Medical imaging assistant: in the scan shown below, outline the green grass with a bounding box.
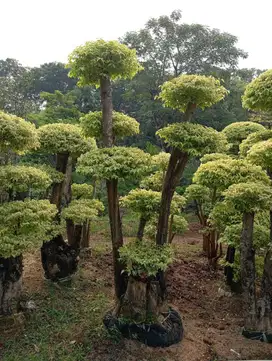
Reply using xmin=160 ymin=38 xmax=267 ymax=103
xmin=1 ymin=277 xmax=111 ymax=361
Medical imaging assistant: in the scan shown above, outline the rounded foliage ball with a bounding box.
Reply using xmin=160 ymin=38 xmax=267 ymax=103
xmin=37 ymin=123 xmax=96 ymax=157
xmin=157 ymin=123 xmax=228 ymax=156
xmin=239 ymin=130 xmax=272 ymax=157
xmin=72 ymin=183 xmax=94 ymax=200
xmin=242 ymin=69 xmax=272 ymax=111
xmin=0 ymin=111 xmax=39 ymax=153
xmin=247 ymin=139 xmax=272 ymax=170
xmin=77 ymin=146 xmax=151 ymax=180
xmin=67 ymin=40 xmax=143 ymax=86
xmin=158 ymin=74 xmax=227 ymax=112
xmin=80 ymin=111 xmax=139 ymax=140
xmin=62 ymin=199 xmax=103 ymax=224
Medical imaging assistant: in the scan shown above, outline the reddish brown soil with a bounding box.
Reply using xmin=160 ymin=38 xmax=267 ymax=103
xmin=23 ymin=225 xmax=272 ymax=361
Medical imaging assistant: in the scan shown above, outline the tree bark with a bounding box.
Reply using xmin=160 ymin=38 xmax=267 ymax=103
xmin=168 ymin=215 xmax=174 ymax=244
xmin=66 ymin=218 xmax=74 ymax=245
xmin=240 ymin=212 xmax=257 ymax=330
xmin=51 ymin=152 xmax=69 ymax=212
xmin=156 ymin=148 xmax=189 ymax=246
xmin=155 ymin=103 xmax=195 ymax=247
xmin=137 ymin=216 xmax=147 ymax=241
xmin=100 ymin=77 xmax=113 ymax=147
xmin=81 ymin=221 xmax=91 ymax=249
xmin=63 ymin=156 xmax=73 ymax=208
xmin=107 ymin=179 xmax=126 ymax=299
xmin=0 ymin=255 xmax=23 ymax=315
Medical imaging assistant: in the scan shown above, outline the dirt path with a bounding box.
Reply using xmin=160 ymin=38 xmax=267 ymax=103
xmin=21 ymin=226 xmax=272 ymax=361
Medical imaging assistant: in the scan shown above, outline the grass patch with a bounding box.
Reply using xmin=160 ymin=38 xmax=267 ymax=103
xmin=0 ymin=276 xmax=111 ymax=361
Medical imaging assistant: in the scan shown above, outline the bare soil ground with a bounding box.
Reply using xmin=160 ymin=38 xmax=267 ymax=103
xmin=2 ymin=224 xmax=272 ymax=361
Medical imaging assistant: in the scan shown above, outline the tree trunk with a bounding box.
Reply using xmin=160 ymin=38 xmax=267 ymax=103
xmin=240 ymin=212 xmax=257 ymax=330
xmin=107 ymin=179 xmax=126 ymax=299
xmin=66 ymin=218 xmax=75 ymax=245
xmin=100 ymin=77 xmax=113 ymax=148
xmin=256 ymin=209 xmax=272 ymax=333
xmin=0 ymin=255 xmax=23 ymax=315
xmin=168 ymin=215 xmax=174 ymax=244
xmin=156 ymin=103 xmax=195 ymax=247
xmin=137 ymin=216 xmax=147 ymax=241
xmin=225 ymin=246 xmax=236 ymax=285
xmin=63 ymin=156 xmax=73 ymax=208
xmin=51 ymin=152 xmax=69 ymax=212
xmin=202 ymin=234 xmax=209 ymax=254
xmin=81 ymin=221 xmax=91 ymax=249
xmin=156 ymin=148 xmax=189 ymax=246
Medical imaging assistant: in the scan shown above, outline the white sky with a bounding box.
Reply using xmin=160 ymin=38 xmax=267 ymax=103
xmin=1 ymin=0 xmax=271 ymax=69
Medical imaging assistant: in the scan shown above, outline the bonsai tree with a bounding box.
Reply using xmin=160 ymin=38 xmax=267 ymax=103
xmin=222 ymin=121 xmax=265 ymax=155
xmin=155 ymin=75 xmax=227 ymax=247
xmin=222 ymin=182 xmax=272 ymax=333
xmin=37 ymin=123 xmax=96 ymax=280
xmin=68 ymin=39 xmax=142 ymax=301
xmin=188 ymin=158 xmax=270 ymax=268
xmin=0 ymin=111 xmax=57 ymax=314
xmin=77 ymin=146 xmax=151 ymax=298
xmin=62 ymin=198 xmax=104 ymax=251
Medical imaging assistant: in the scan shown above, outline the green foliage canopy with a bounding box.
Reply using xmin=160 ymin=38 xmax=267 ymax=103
xmin=151 ymin=152 xmax=170 ymax=172
xmin=157 ymin=123 xmax=228 ymax=156
xmin=0 ymin=199 xmax=57 ymax=257
xmin=223 ymin=182 xmax=272 ymax=213
xmin=0 ymin=110 xmax=39 ymax=153
xmin=158 ymin=75 xmax=228 ymax=112
xmin=0 ymin=165 xmax=51 ymax=193
xmin=140 ymin=171 xmax=164 ymax=192
xmin=200 ymin=153 xmax=232 ymax=164
xmin=239 ymin=130 xmax=272 ymax=157
xmin=242 ymin=70 xmax=272 ymax=111
xmin=222 ymin=121 xmax=265 ymax=154
xmin=62 ymin=199 xmax=104 ymax=224
xmin=193 ymin=159 xmax=270 ymax=192
xmin=77 ymin=147 xmax=151 ymax=181
xmin=247 ymin=139 xmax=272 ymax=170
xmin=80 ymin=111 xmax=139 ymax=140
xmin=67 ymin=40 xmax=143 ymax=86
xmin=119 ymin=240 xmax=173 ymax=277
xmin=71 ymin=183 xmax=94 ymax=200
xmin=37 ymin=123 xmax=96 ymax=157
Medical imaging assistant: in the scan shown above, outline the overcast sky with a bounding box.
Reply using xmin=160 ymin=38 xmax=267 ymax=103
xmin=1 ymin=0 xmax=271 ymax=69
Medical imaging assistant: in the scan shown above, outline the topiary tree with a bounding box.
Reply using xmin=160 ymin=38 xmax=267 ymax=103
xmin=37 ymin=123 xmax=96 ymax=280
xmin=68 ymin=40 xmax=143 ymax=305
xmin=189 ymin=158 xmax=270 ymax=268
xmin=156 ymin=118 xmax=228 ymax=247
xmin=222 ymin=121 xmax=265 ymax=155
xmin=0 ymin=110 xmax=58 ymax=315
xmin=62 ymin=198 xmax=104 ymax=251
xmin=77 ymin=146 xmax=151 ymax=297
xmin=222 ymin=182 xmax=272 ymax=333
xmin=239 ymin=130 xmax=272 ymax=157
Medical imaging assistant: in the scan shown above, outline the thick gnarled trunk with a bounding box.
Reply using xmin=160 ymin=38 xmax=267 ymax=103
xmin=0 ymin=255 xmax=23 ymax=315
xmin=240 ymin=212 xmax=257 ymax=330
xmin=51 ymin=153 xmax=69 ymax=212
xmin=81 ymin=221 xmax=91 ymax=249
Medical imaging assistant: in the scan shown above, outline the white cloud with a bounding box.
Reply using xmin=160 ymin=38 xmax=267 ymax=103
xmin=1 ymin=0 xmax=271 ymax=69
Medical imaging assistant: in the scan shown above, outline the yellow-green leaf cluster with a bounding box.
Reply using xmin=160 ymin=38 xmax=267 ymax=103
xmin=0 ymin=165 xmax=51 ymax=193
xmin=222 ymin=121 xmax=265 ymax=155
xmin=158 ymin=74 xmax=227 ymax=112
xmin=119 ymin=240 xmax=173 ymax=277
xmin=151 ymin=152 xmax=170 ymax=172
xmin=247 ymin=139 xmax=272 ymax=170
xmin=242 ymin=70 xmax=272 ymax=111
xmin=80 ymin=111 xmax=139 ymax=140
xmin=157 ymin=123 xmax=228 ymax=156
xmin=0 ymin=199 xmax=57 ymax=257
xmin=200 ymin=153 xmax=232 ymax=164
xmin=62 ymin=199 xmax=104 ymax=224
xmin=67 ymin=40 xmax=143 ymax=86
xmin=72 ymin=183 xmax=94 ymax=200
xmin=140 ymin=171 xmax=164 ymax=192
xmin=38 ymin=123 xmax=96 ymax=157
xmin=0 ymin=111 xmax=39 ymax=154
xmin=77 ymin=147 xmax=151 ymax=180
xmin=223 ymin=182 xmax=272 ymax=213
xmin=240 ymin=130 xmax=272 ymax=157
